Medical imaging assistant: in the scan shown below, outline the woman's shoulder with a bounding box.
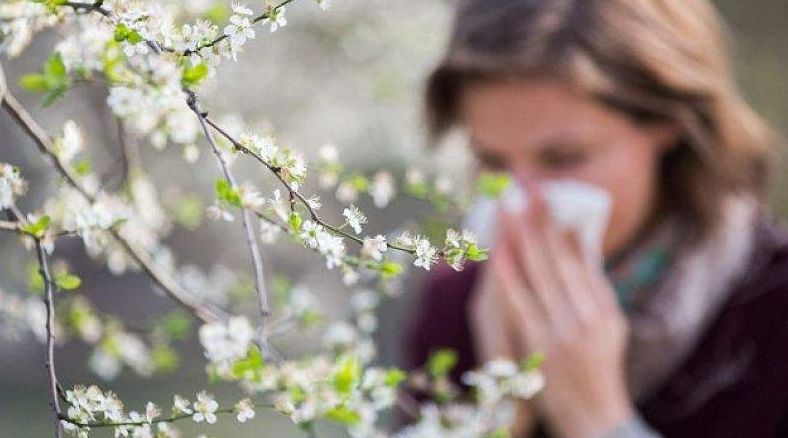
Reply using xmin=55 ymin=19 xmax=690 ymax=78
xmin=642 ymin=215 xmax=788 ymax=437
xmin=728 ymin=214 xmax=788 ymax=306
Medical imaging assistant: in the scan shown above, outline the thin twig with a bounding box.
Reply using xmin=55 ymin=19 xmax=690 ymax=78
xmin=0 ymin=86 xmax=224 ymax=324
xmin=186 ymin=90 xmax=270 ymax=334
xmin=35 ymin=238 xmax=64 ymax=438
xmin=202 ymin=116 xmax=424 ymax=256
xmin=183 ymin=0 xmax=299 ymax=56
xmin=60 ymin=404 xmax=272 ymax=429
xmin=0 ymin=219 xmax=19 ymax=232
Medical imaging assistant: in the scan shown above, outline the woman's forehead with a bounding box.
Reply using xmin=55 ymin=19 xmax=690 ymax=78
xmin=459 ymin=79 xmax=628 ymax=150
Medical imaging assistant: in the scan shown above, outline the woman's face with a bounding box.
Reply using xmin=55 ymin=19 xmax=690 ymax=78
xmin=459 ymin=78 xmax=675 ymax=259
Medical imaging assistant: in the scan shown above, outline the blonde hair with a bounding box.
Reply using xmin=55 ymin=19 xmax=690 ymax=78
xmin=427 ymin=0 xmax=776 ymax=237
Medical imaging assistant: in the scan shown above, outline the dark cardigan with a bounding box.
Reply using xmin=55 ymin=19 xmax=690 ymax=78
xmin=406 ymin=217 xmax=788 ymax=437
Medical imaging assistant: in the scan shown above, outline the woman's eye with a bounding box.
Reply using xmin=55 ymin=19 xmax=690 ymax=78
xmin=475 ymin=152 xmax=508 ymax=171
xmin=539 ymin=149 xmax=589 ymax=170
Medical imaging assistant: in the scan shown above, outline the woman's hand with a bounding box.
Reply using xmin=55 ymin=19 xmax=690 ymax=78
xmin=475 ymin=180 xmax=634 ymax=438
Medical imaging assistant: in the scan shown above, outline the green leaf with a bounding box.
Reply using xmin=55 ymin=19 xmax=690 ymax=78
xmin=27 ymin=262 xmax=44 ymax=295
xmin=325 ymin=405 xmax=361 ymax=425
xmin=384 ymin=368 xmax=407 ymax=387
xmin=113 ymin=23 xmax=144 ymax=44
xmin=102 ymin=40 xmax=127 ymax=83
xmin=428 ymin=348 xmax=457 ymax=378
xmin=272 ymin=274 xmax=293 ymax=303
xmin=113 ymin=23 xmax=130 ymax=42
xmin=288 ymin=212 xmax=303 ymax=233
xmin=19 ymin=53 xmax=70 ymax=105
xmin=521 ymin=352 xmax=545 ymax=373
xmin=476 ymin=171 xmax=511 ymax=198
xmin=159 ymin=312 xmax=192 ymax=340
xmin=20 ymin=215 xmax=51 ymax=238
xmin=19 ymin=74 xmax=49 ymax=93
xmin=151 ymin=344 xmax=179 ymax=373
xmin=43 ymin=53 xmax=66 ymax=87
xmin=346 ymin=174 xmax=369 ymax=192
xmin=465 ymin=244 xmax=489 ymax=262
xmin=332 ymin=356 xmax=361 ymax=395
xmin=215 ymin=179 xmax=242 ymax=208
xmin=174 ymin=195 xmax=203 ymax=230
xmin=55 ymin=273 xmax=82 ymax=291
xmin=73 ymin=159 xmax=92 ymax=176
xmin=486 ymin=427 xmax=512 ymax=438
xmin=232 ymin=345 xmax=265 ymax=381
xmin=379 ymin=261 xmax=403 ymax=279
xmin=181 ymin=63 xmax=209 ymax=87
xmin=203 ymin=3 xmax=231 ymax=23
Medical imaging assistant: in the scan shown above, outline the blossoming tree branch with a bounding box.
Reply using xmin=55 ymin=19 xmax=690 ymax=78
xmin=0 ymin=0 xmax=544 ymax=437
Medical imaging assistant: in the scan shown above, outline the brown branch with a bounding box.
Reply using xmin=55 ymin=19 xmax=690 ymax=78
xmin=186 ymin=90 xmax=269 ymax=333
xmin=0 ymin=219 xmax=19 ymax=232
xmin=0 ymin=86 xmax=224 ymax=324
xmin=201 ymin=115 xmax=424 ymax=256
xmin=183 ymin=0 xmax=299 ymax=56
xmin=35 ymin=238 xmax=64 ymax=438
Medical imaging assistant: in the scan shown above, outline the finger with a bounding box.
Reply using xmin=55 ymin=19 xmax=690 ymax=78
xmin=471 ymin=264 xmax=519 ymax=361
xmin=542 ymin=225 xmax=599 ymax=323
xmin=583 ymin=255 xmax=620 ymax=315
xmin=507 ymin=182 xmax=565 ymax=327
xmin=491 ymin=235 xmax=546 ymax=348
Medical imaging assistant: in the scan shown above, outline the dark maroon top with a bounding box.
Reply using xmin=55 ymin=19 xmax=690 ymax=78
xmin=406 ymin=217 xmax=788 ymax=437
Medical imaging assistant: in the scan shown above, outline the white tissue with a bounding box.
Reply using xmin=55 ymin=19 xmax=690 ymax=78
xmin=463 ymin=179 xmax=612 ymax=264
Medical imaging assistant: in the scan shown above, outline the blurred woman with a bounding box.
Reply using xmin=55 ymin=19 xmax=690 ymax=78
xmin=407 ymin=0 xmax=788 ymax=436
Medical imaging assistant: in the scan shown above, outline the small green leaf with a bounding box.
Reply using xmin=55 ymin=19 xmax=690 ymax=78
xmin=332 ymin=356 xmax=361 ymax=395
xmin=159 ymin=312 xmax=192 ymax=340
xmin=203 ymin=3 xmax=230 ymax=23
xmin=428 ymin=348 xmax=457 ymax=378
xmin=43 ymin=53 xmax=66 ymax=87
xmin=55 ymin=273 xmax=82 ymax=291
xmin=288 ymin=212 xmax=303 ymax=233
xmin=232 ymin=345 xmax=265 ymax=381
xmin=325 ymin=405 xmax=361 ymax=425
xmin=384 ymin=368 xmax=407 ymax=387
xmin=181 ymin=63 xmax=209 ymax=87
xmin=215 ymin=179 xmax=242 ymax=208
xmin=174 ymin=195 xmax=203 ymax=230
xmin=151 ymin=344 xmax=179 ymax=373
xmin=521 ymin=352 xmax=545 ymax=372
xmin=465 ymin=244 xmax=489 ymax=262
xmin=20 ymin=215 xmax=51 ymax=238
xmin=486 ymin=427 xmax=512 ymax=438
xmin=113 ymin=23 xmax=131 ymax=42
xmin=73 ymin=159 xmax=91 ymax=176
xmin=379 ymin=261 xmax=403 ymax=279
xmin=476 ymin=172 xmax=511 ymax=198
xmin=346 ymin=174 xmax=369 ymax=192
xmin=27 ymin=262 xmax=44 ymax=295
xmin=19 ymin=74 xmax=49 ymax=93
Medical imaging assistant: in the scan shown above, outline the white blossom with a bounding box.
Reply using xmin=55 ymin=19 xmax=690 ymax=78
xmin=173 ymin=395 xmax=193 ymax=415
xmin=235 ymin=398 xmax=255 ymax=423
xmin=343 ymin=205 xmax=367 ymax=234
xmin=361 ymin=235 xmax=387 ymax=261
xmin=263 ymin=7 xmax=288 ymax=33
xmin=198 ymin=316 xmax=255 ymax=372
xmin=145 ymin=402 xmax=161 ymax=423
xmin=59 ymin=120 xmax=83 ymax=162
xmin=0 ymin=163 xmax=26 ymax=209
xmin=369 ymin=171 xmax=395 ymax=208
xmin=414 ymin=237 xmax=438 ymax=271
xmin=314 ymin=0 xmax=333 ymax=11
xmin=192 ymin=391 xmax=219 ymax=424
